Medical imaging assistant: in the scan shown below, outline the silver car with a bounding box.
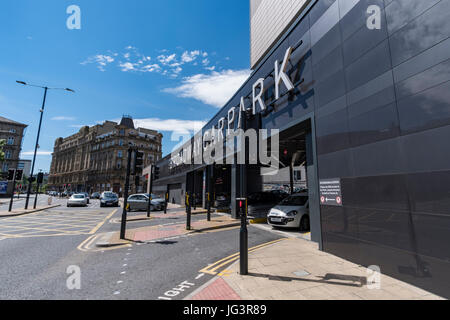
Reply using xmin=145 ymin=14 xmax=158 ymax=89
xmin=127 ymin=194 xmax=161 ymax=212
xmin=267 ymin=193 xmax=309 ymax=231
xmin=67 ymin=194 xmax=88 ymax=207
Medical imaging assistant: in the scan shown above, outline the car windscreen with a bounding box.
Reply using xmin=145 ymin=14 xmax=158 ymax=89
xmin=73 ymin=195 xmax=85 ymax=199
xmin=279 ymin=196 xmax=308 ymax=206
xmin=103 ymin=193 xmax=117 ymax=199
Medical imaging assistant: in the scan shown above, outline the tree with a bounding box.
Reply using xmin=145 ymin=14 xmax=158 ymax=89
xmin=0 ymin=139 xmax=6 ymax=162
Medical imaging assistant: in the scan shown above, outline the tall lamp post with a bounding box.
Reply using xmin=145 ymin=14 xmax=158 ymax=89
xmin=16 ymin=81 xmax=75 ymax=210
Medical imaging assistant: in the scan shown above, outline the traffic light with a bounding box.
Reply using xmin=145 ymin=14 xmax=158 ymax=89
xmin=15 ymin=170 xmax=23 ymax=182
xmin=133 ymin=151 xmax=144 ymax=175
xmin=36 ymin=172 xmax=44 ymax=184
xmin=8 ymin=169 xmax=15 ymax=181
xmin=154 ymin=166 xmax=160 ymax=180
xmin=236 ymin=198 xmax=247 ymax=217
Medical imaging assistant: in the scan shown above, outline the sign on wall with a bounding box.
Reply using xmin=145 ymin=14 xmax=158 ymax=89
xmin=319 ymin=179 xmax=343 ymax=207
xmin=0 ymin=181 xmax=8 ymax=195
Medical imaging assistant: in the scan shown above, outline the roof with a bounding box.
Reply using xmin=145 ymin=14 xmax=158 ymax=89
xmin=0 ymin=116 xmax=27 ymax=127
xmin=119 ymin=116 xmax=135 ymax=129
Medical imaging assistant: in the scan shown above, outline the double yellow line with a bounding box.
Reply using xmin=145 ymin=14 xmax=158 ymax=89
xmin=200 ymin=238 xmax=288 ymax=275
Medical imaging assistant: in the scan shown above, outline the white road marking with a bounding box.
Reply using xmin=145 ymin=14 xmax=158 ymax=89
xmin=121 ymin=271 xmax=126 ymax=275
xmin=123 ymin=264 xmax=128 ymax=267
xmin=117 ymin=281 xmax=123 ymax=284
xmin=114 ymin=291 xmax=120 ymax=295
xmin=195 ymin=273 xmax=205 ymax=280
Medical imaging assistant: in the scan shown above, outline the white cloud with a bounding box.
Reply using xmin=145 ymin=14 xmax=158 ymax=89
xmin=81 ymin=54 xmax=115 ymax=71
xmin=164 ymin=69 xmax=251 ymax=107
xmin=158 ymin=54 xmax=177 ymax=65
xmin=119 ymin=62 xmax=137 ymax=72
xmin=181 ymin=50 xmax=200 ymax=63
xmin=133 ymin=118 xmax=207 ymax=134
xmin=141 ymin=64 xmax=161 ymax=73
xmin=21 ymin=150 xmax=52 ymax=156
xmin=51 ymin=116 xmax=76 ymax=121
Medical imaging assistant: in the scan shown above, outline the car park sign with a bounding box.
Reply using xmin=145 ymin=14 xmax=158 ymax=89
xmin=319 ymin=179 xmax=343 ymax=207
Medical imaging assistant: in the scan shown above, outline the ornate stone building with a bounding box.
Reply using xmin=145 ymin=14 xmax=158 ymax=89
xmin=48 ymin=116 xmax=162 ymax=196
xmin=0 ymin=116 xmax=28 ymax=196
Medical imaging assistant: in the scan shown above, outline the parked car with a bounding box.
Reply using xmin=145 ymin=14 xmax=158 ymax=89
xmin=127 ymin=194 xmax=162 ymax=212
xmin=67 ymin=194 xmax=88 ymax=207
xmin=267 ymin=193 xmax=309 ymax=231
xmin=100 ymin=192 xmax=119 ymax=207
xmin=82 ymin=192 xmax=90 ymax=204
xmin=91 ymin=192 xmax=101 ymax=199
xmin=145 ymin=194 xmax=165 ymax=210
xmin=247 ymin=191 xmax=285 ymax=218
xmin=214 ymin=193 xmax=230 ymax=210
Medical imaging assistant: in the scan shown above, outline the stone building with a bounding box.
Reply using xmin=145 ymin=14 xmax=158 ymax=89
xmin=48 ymin=116 xmax=162 ymax=196
xmin=0 ymin=116 xmax=28 ymax=196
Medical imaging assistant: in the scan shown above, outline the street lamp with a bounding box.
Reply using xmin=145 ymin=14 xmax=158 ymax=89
xmin=16 ymin=80 xmax=75 ymax=210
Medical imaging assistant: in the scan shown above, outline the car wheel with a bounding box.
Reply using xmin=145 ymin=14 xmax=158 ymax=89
xmin=300 ymin=215 xmax=310 ymax=232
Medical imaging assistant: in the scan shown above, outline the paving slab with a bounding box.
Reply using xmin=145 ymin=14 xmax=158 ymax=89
xmin=186 ymin=238 xmax=445 ymax=300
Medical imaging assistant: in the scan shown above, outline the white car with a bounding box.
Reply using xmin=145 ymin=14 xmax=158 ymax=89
xmin=67 ymin=194 xmax=88 ymax=207
xmin=267 ymin=193 xmax=310 ymax=231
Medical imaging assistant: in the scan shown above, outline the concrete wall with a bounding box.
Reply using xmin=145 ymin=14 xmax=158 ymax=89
xmin=250 ymin=0 xmax=310 ymax=68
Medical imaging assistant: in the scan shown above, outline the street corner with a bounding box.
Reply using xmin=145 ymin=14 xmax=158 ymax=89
xmin=186 ymin=277 xmax=242 ymax=301
xmin=78 ymin=232 xmax=132 ymax=252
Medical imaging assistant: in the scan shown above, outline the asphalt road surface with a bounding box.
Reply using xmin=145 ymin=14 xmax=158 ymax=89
xmin=0 ymin=199 xmax=283 ymax=300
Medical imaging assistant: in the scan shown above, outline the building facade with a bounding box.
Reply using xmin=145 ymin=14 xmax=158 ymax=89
xmin=18 ymin=159 xmax=32 ymax=178
xmin=153 ymin=0 xmax=450 ymax=298
xmin=0 ymin=116 xmax=27 ymax=196
xmin=48 ymin=116 xmax=162 ymax=196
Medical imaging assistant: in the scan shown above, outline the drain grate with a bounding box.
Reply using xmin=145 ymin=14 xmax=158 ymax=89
xmin=293 ymin=270 xmax=310 ymax=277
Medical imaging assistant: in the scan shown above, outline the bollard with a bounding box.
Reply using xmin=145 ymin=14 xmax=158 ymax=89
xmin=164 ymin=193 xmax=168 ymax=214
xmin=237 ymin=198 xmax=248 ymax=275
xmin=186 ymin=194 xmax=191 ymax=230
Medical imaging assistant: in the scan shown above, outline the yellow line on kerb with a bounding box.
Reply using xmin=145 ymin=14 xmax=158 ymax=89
xmin=199 ymin=238 xmax=288 ymax=275
xmin=89 ymin=209 xmax=118 ymax=234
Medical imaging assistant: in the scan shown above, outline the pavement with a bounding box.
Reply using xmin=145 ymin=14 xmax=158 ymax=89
xmin=186 ymin=237 xmax=446 ymax=300
xmin=0 ymin=197 xmax=62 ymax=218
xmin=95 ymin=213 xmax=241 ymax=247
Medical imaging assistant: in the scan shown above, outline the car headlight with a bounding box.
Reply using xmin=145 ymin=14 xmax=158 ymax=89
xmin=286 ymin=211 xmax=298 ymax=217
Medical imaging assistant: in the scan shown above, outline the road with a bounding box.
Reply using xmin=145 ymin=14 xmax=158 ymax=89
xmin=0 ymin=199 xmax=283 ymax=300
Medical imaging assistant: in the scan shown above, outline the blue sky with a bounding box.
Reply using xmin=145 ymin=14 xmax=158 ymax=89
xmin=0 ymin=0 xmax=251 ymax=172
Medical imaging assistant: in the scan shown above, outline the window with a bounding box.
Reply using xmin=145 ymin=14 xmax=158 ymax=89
xmin=119 ymin=140 xmax=124 ymax=146
xmin=2 ymin=163 xmax=8 ymax=172
xmin=5 ymin=150 xmax=12 ymax=159
xmin=9 ymin=129 xmax=16 ymax=133
xmin=7 ymin=137 xmax=14 ymax=145
xmin=118 ymin=151 xmax=123 ymax=158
